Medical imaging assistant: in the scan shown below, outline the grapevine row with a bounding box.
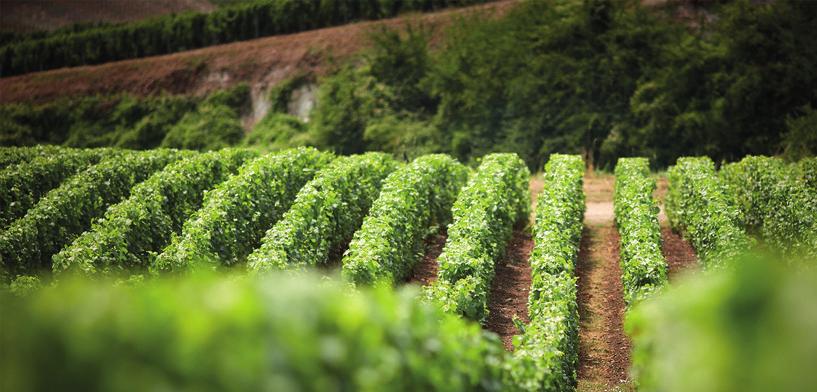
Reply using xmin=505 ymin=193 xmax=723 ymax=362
xmin=505 ymin=154 xmax=585 ymax=391
xmin=151 ymin=147 xmax=332 ymax=273
xmin=53 ymin=149 xmax=255 ymax=277
xmin=0 ymin=148 xmax=113 ymax=229
xmin=0 ymin=150 xmax=182 ymax=280
xmin=799 ymin=157 xmax=817 ymax=192
xmin=720 ymin=155 xmax=817 ymax=259
xmin=665 ymin=157 xmax=751 ymax=268
xmin=427 ymin=153 xmax=530 ymax=323
xmin=341 ymin=154 xmax=469 ymax=285
xmin=0 ymin=145 xmax=63 ymax=170
xmin=247 ymin=152 xmax=398 ymax=272
xmin=613 ymin=157 xmax=667 ymax=305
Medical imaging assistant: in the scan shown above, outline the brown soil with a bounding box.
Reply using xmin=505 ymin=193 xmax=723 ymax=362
xmin=660 ymin=226 xmax=698 ymax=281
xmin=0 ymin=1 xmax=515 ymax=104
xmin=584 ymin=173 xmax=615 ymax=203
xmin=654 ymin=176 xmax=669 ymax=204
xmin=408 ymin=230 xmax=447 ymax=286
xmin=484 ymin=229 xmax=533 ymax=350
xmin=576 ymin=224 xmax=632 ymax=390
xmin=482 ymin=176 xmax=540 ymax=349
xmin=654 ymin=174 xmax=700 ymax=280
xmin=321 ymin=243 xmax=350 ymax=271
xmin=529 ymin=173 xmax=544 ymax=210
xmin=577 ymin=174 xmax=632 ymax=391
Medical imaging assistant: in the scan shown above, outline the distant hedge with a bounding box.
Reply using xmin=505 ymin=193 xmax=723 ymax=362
xmin=0 ymin=150 xmax=182 ymax=278
xmin=0 ymin=0 xmax=490 ymax=77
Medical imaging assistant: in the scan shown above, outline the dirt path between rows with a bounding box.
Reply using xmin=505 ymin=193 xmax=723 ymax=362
xmin=408 ymin=223 xmax=534 ymax=352
xmin=409 ymin=178 xmax=538 ymax=350
xmin=407 ymin=230 xmax=446 ymax=286
xmin=485 ymin=228 xmax=533 ymax=350
xmin=481 ymin=177 xmax=540 ymax=349
xmin=655 ymin=176 xmax=699 ymax=281
xmin=577 ymin=175 xmax=632 ymax=391
xmin=660 ymin=226 xmax=698 ymax=281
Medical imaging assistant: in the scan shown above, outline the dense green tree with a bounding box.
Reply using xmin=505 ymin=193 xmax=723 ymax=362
xmin=309 ymin=66 xmax=374 ymax=154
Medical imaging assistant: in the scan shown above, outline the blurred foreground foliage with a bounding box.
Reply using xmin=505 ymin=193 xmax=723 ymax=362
xmin=3 ymin=252 xmax=817 ymax=391
xmin=627 ymin=255 xmax=817 ymax=392
xmin=0 ymin=272 xmax=506 ymax=391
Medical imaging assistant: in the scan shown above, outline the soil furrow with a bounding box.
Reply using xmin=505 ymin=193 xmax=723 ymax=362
xmin=577 ymin=174 xmax=631 ymax=391
xmin=407 ymin=230 xmax=446 ymax=286
xmin=485 ymin=229 xmax=533 ymax=350
xmin=660 ymin=226 xmax=698 ymax=281
xmin=576 ymin=223 xmax=631 ymax=390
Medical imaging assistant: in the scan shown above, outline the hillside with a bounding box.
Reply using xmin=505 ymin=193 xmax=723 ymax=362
xmin=0 ymin=0 xmax=215 ymax=33
xmin=0 ymin=0 xmax=513 ymax=104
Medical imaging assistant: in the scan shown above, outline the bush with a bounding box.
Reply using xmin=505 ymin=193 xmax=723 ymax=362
xmin=242 ymin=113 xmax=310 ymax=151
xmin=665 ymin=157 xmax=751 ymax=268
xmin=309 ymin=66 xmax=373 ymax=155
xmin=504 ymin=154 xmax=584 ymax=391
xmin=614 ymin=157 xmax=667 ymax=306
xmin=342 ymin=154 xmax=469 ymax=285
xmin=627 ymin=255 xmax=817 ymax=392
xmin=0 ymin=272 xmax=507 ymax=391
xmin=160 ymin=104 xmax=245 ymax=151
xmin=151 ymin=148 xmax=332 ymax=273
xmin=0 ymin=150 xmax=181 ymax=280
xmin=782 ymin=105 xmax=817 ymax=161
xmin=114 ymin=97 xmax=197 ymax=149
xmin=0 ymin=94 xmax=198 ymax=149
xmin=427 ymin=153 xmax=530 ymax=322
xmin=363 ymin=115 xmax=444 ymax=160
xmin=52 ymin=149 xmax=256 ymax=277
xmin=0 ymin=148 xmax=112 ymax=229
xmin=247 ymin=152 xmax=398 ymax=272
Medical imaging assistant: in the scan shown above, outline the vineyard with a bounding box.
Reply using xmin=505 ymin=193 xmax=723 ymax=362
xmin=1 ymin=146 xmax=816 ymax=391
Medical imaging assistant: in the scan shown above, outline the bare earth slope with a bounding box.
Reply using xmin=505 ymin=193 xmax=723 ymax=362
xmin=0 ymin=1 xmax=514 ymax=104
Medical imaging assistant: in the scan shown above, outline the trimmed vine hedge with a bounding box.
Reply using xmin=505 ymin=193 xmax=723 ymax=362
xmin=719 ymin=155 xmax=791 ymax=232
xmin=151 ymin=147 xmax=332 ymax=273
xmin=720 ymin=155 xmax=817 ymax=260
xmin=0 ymin=145 xmax=63 ymax=170
xmin=0 ymin=273 xmax=507 ymax=391
xmin=758 ymin=165 xmax=817 ymax=260
xmin=665 ymin=157 xmax=751 ymax=269
xmin=0 ymin=148 xmax=112 ymax=229
xmin=504 ymin=154 xmax=584 ymax=392
xmin=427 ymin=153 xmax=530 ymax=322
xmin=799 ymin=157 xmax=817 ymax=193
xmin=52 ymin=149 xmax=256 ymax=277
xmin=613 ymin=157 xmax=667 ymax=306
xmin=341 ymin=154 xmax=469 ymax=285
xmin=0 ymin=150 xmax=181 ymax=279
xmin=247 ymin=152 xmax=398 ymax=272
